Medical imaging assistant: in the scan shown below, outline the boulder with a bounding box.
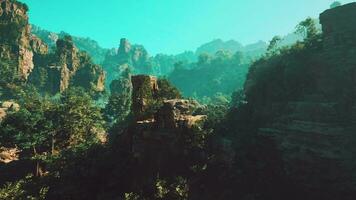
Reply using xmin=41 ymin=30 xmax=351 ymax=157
xmin=155 ymin=99 xmax=206 ymax=129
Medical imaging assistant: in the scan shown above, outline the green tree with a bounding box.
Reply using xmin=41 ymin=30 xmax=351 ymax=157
xmin=105 ymin=67 xmax=132 ymax=124
xmin=330 ymin=1 xmax=342 ymax=8
xmin=0 ymin=92 xmax=54 ymax=176
xmin=156 ymin=78 xmax=182 ymax=100
xmin=295 ymin=17 xmax=318 ymax=41
xmin=56 ymin=88 xmax=105 ymax=147
xmin=267 ymin=36 xmax=282 ymax=53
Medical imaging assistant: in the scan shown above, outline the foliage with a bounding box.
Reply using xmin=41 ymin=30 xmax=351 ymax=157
xmin=267 ymin=36 xmax=282 ymax=54
xmin=330 ymin=1 xmax=342 ymax=8
xmin=57 ymin=87 xmax=105 ymax=147
xmin=169 ymin=50 xmax=250 ymax=99
xmin=0 ymin=59 xmax=17 ymax=85
xmin=295 ymin=17 xmax=319 ymax=43
xmin=105 ymin=67 xmax=132 ymax=125
xmin=0 ymin=176 xmax=48 ymax=200
xmin=156 ymin=78 xmax=182 ymax=100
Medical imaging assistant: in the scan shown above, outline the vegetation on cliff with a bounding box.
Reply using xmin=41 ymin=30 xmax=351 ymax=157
xmin=2 ymin=1 xmax=356 ymax=200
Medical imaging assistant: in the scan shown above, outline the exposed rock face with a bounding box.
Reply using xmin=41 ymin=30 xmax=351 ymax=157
xmin=320 ymin=3 xmax=356 ymax=49
xmin=0 ymin=0 xmax=105 ymax=94
xmin=102 ymin=39 xmax=153 ymax=88
xmin=122 ymin=75 xmax=206 ymax=168
xmin=0 ymin=0 xmax=34 ymax=80
xmin=29 ymin=37 xmax=106 ymax=94
xmin=131 ymin=75 xmax=158 ymax=120
xmin=118 ymin=38 xmax=131 ymax=55
xmin=155 ymin=99 xmax=206 ymax=129
xmin=30 ymin=35 xmax=48 ymax=55
xmin=243 ymin=3 xmax=356 ymax=197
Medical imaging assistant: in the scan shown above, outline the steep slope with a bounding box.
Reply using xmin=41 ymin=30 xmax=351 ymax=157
xmin=0 ymin=0 xmax=105 ymax=97
xmin=31 ymin=25 xmax=109 ymax=64
xmin=0 ymin=0 xmax=45 ymax=81
xmin=241 ymin=3 xmax=356 ymax=198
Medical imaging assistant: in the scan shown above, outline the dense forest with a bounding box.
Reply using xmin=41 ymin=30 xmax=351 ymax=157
xmin=1 ymin=0 xmax=356 ymax=200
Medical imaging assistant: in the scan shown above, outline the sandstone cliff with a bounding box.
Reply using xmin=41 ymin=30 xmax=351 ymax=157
xmin=0 ymin=0 xmax=34 ymax=80
xmin=0 ymin=0 xmax=105 ymax=95
xmin=102 ymin=39 xmax=153 ymax=88
xmin=243 ymin=3 xmax=356 ymax=198
xmin=121 ymin=75 xmax=206 ymax=169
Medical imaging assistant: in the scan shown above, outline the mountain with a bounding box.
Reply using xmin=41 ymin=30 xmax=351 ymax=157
xmin=0 ymin=0 xmax=105 ymax=98
xmin=196 ymin=39 xmax=244 ymax=55
xmin=196 ymin=39 xmax=268 ymax=59
xmin=31 ymin=25 xmax=109 ymax=64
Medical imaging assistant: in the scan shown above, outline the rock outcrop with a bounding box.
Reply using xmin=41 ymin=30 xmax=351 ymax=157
xmin=0 ymin=0 xmax=105 ymax=95
xmin=155 ymin=99 xmax=206 ymax=129
xmin=29 ymin=36 xmax=106 ymax=94
xmin=122 ymin=75 xmax=206 ymax=165
xmin=320 ymin=2 xmax=356 ymax=49
xmin=102 ymin=39 xmax=153 ymax=88
xmin=243 ymin=3 xmax=356 ymax=198
xmin=0 ymin=0 xmax=34 ymax=80
xmin=131 ymin=75 xmax=159 ymax=120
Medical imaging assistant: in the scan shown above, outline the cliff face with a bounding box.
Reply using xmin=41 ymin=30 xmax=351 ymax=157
xmin=0 ymin=0 xmax=34 ymax=80
xmin=121 ymin=75 xmax=206 ymax=175
xmin=0 ymin=0 xmax=104 ymax=95
xmin=244 ymin=3 xmax=356 ymax=197
xmin=29 ymin=37 xmax=106 ymax=94
xmin=102 ymin=39 xmax=153 ymax=88
xmin=31 ymin=25 xmax=109 ymax=64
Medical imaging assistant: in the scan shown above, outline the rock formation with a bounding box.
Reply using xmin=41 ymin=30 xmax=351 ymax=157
xmin=155 ymin=99 xmax=206 ymax=129
xmin=102 ymin=39 xmax=153 ymax=88
xmin=131 ymin=75 xmax=159 ymax=120
xmin=29 ymin=36 xmax=106 ymax=94
xmin=0 ymin=0 xmax=105 ymax=95
xmin=243 ymin=3 xmax=356 ymax=197
xmin=122 ymin=75 xmax=206 ymax=165
xmin=320 ymin=2 xmax=356 ymax=49
xmin=0 ymin=0 xmax=34 ymax=80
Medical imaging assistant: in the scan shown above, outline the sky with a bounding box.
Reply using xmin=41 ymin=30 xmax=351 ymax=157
xmin=21 ymin=0 xmax=355 ymax=55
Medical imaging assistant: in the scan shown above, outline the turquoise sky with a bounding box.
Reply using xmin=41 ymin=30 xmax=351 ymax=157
xmin=21 ymin=0 xmax=355 ymax=55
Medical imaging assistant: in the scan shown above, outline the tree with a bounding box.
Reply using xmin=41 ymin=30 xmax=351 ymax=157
xmin=105 ymin=93 xmax=131 ymax=124
xmin=105 ymin=67 xmax=132 ymax=124
xmin=330 ymin=1 xmax=342 ymax=9
xmin=156 ymin=78 xmax=182 ymax=100
xmin=0 ymin=93 xmax=55 ymax=176
xmin=197 ymin=53 xmax=212 ymax=66
xmin=295 ymin=17 xmax=318 ymax=41
xmin=267 ymin=36 xmax=282 ymax=53
xmin=56 ymin=88 xmax=105 ymax=147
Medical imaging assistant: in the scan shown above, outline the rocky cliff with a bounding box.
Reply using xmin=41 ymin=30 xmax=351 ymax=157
xmin=0 ymin=0 xmax=105 ymax=95
xmin=29 ymin=36 xmax=106 ymax=94
xmin=243 ymin=3 xmax=356 ymax=198
xmin=0 ymin=0 xmax=36 ymax=80
xmin=122 ymin=75 xmax=206 ymax=170
xmin=102 ymin=39 xmax=153 ymax=88
xmin=31 ymin=25 xmax=109 ymax=64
